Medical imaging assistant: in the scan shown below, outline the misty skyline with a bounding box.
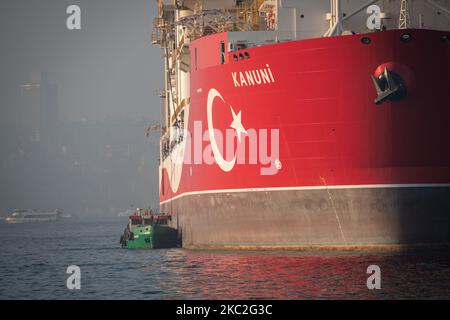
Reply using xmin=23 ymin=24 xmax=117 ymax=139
xmin=0 ymin=1 xmax=162 ymax=216
xmin=0 ymin=0 xmax=162 ymax=123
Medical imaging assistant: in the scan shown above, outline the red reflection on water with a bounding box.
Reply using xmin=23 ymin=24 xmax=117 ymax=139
xmin=161 ymin=250 xmax=450 ymax=300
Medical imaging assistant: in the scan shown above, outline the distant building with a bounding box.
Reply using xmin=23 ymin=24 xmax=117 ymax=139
xmin=18 ymin=72 xmax=58 ymax=144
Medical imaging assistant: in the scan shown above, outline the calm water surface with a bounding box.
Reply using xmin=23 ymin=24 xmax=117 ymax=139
xmin=0 ymin=217 xmax=449 ymax=299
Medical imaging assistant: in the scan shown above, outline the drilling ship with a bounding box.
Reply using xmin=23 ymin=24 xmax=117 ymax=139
xmin=153 ymin=0 xmax=450 ymax=249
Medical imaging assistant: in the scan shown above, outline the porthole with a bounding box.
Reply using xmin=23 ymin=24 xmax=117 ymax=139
xmin=361 ymin=37 xmax=371 ymax=45
xmin=400 ymin=33 xmax=412 ymax=42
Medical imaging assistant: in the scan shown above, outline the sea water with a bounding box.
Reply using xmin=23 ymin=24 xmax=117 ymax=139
xmin=0 ymin=217 xmax=449 ymax=300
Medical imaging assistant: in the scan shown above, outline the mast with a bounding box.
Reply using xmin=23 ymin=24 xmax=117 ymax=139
xmin=399 ymin=0 xmax=411 ymax=29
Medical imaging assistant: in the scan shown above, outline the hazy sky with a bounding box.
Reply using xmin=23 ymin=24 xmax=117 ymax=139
xmin=0 ymin=0 xmax=162 ymax=123
xmin=0 ymin=0 xmax=163 ymax=215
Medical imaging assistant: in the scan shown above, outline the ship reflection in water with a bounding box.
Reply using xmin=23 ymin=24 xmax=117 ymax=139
xmin=159 ymin=250 xmax=450 ymax=300
xmin=0 ymin=218 xmax=449 ymax=299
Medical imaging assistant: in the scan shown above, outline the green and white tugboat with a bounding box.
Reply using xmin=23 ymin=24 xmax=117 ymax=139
xmin=120 ymin=209 xmax=179 ymax=249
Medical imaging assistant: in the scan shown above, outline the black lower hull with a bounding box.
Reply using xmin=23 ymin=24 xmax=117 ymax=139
xmin=162 ymin=186 xmax=450 ymax=248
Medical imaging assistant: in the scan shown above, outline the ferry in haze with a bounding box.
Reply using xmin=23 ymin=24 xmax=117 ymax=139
xmin=5 ymin=209 xmax=63 ymax=224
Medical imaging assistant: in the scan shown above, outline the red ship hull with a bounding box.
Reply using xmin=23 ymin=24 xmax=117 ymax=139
xmin=160 ymin=29 xmax=450 ymax=248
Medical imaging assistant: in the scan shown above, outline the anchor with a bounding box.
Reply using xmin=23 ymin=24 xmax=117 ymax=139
xmin=371 ymin=67 xmax=407 ymax=105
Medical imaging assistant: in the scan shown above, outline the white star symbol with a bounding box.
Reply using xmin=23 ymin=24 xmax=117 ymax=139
xmin=230 ymin=106 xmax=247 ymax=142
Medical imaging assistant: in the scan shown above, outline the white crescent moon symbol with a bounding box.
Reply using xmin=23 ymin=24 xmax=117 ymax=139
xmin=207 ymin=88 xmax=236 ymax=172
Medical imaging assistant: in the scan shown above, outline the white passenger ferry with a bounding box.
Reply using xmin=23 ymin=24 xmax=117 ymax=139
xmin=5 ymin=209 xmax=63 ymax=224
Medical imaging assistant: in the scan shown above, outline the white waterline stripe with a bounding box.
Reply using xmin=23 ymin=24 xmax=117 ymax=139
xmin=160 ymin=183 xmax=450 ymax=205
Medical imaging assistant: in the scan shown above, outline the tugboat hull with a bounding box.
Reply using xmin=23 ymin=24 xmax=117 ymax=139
xmin=122 ymin=225 xmax=179 ymax=249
